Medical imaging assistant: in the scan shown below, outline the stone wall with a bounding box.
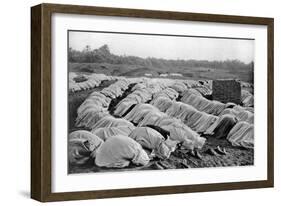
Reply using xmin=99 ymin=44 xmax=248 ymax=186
xmin=212 ymin=80 xmax=241 ymax=104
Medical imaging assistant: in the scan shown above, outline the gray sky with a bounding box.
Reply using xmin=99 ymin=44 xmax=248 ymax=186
xmin=69 ymin=31 xmax=254 ymax=63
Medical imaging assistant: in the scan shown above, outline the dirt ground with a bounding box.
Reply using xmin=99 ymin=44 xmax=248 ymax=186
xmin=69 ymin=136 xmax=253 ymax=174
xmin=68 ymin=83 xmax=254 ymax=174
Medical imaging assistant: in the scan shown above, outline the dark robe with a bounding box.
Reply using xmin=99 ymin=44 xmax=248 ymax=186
xmin=213 ymin=116 xmax=237 ymax=139
xmin=121 ymin=104 xmax=137 ymax=117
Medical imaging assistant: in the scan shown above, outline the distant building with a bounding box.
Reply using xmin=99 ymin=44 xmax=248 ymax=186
xmin=144 ymin=73 xmax=152 ymax=76
xmin=170 ymin=73 xmax=183 ymax=77
xmin=160 ymin=73 xmax=168 ymax=77
xmin=212 ymin=79 xmax=241 ymax=104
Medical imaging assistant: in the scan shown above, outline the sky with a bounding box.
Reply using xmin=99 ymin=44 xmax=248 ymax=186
xmin=69 ymin=31 xmax=254 ymax=64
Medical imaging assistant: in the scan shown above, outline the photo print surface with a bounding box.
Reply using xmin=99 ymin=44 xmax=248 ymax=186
xmin=67 ymin=30 xmax=254 ymax=174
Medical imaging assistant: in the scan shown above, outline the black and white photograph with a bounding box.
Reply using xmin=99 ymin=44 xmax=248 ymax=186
xmin=67 ymin=30 xmax=254 ymax=174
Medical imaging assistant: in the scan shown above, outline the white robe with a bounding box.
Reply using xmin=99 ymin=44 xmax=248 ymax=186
xmin=95 ymin=135 xmax=150 ymax=168
xmin=129 ymin=127 xmax=176 ymax=159
xmin=227 ymin=121 xmax=254 ymax=148
xmin=68 ymin=130 xmax=104 ymax=164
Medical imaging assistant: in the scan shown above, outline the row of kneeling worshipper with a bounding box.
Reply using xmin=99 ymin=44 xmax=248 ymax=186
xmin=113 ymin=103 xmax=206 ymax=149
xmin=150 ymin=97 xmax=254 ymax=148
xmin=113 ymin=82 xmax=165 ymax=117
xmin=75 ymin=79 xmax=141 ymax=129
xmin=68 ymin=127 xmax=183 ymax=168
xmin=181 ymin=89 xmax=254 ymax=121
xmin=151 ymin=95 xmax=254 ymax=148
xmin=181 ymin=90 xmax=232 ymax=116
xmin=114 ymin=86 xmax=179 ymax=117
xmin=69 ymin=120 xmax=253 ymax=169
xmin=69 ymin=73 xmax=116 ymax=93
xmin=152 ymin=98 xmax=218 ymax=133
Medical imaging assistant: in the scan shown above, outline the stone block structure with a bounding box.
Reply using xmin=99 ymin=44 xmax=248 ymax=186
xmin=212 ymin=80 xmax=241 ymax=104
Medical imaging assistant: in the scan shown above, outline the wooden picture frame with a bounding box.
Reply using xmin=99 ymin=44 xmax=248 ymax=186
xmin=31 ymin=3 xmax=274 ymax=202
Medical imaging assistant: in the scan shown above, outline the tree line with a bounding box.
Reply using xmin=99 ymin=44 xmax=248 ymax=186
xmin=69 ymin=44 xmax=254 ymax=72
